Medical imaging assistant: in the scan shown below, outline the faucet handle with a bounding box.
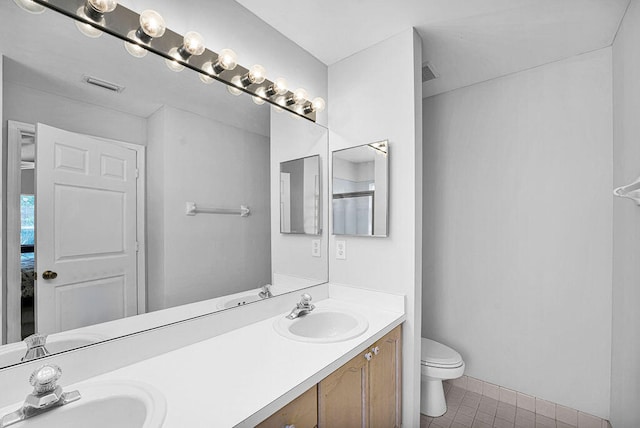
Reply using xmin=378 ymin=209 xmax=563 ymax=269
xmin=300 ymin=293 xmax=312 ymax=305
xmin=24 ymin=333 xmax=48 ymax=349
xmin=29 ymin=365 xmax=62 ymax=394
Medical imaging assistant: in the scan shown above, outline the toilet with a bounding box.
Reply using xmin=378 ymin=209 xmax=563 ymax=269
xmin=420 ymin=338 xmax=465 ymax=417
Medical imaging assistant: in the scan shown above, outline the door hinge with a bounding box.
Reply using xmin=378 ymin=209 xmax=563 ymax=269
xmin=135 ymin=169 xmax=139 ymax=178
xmin=135 ymin=242 xmax=139 ymax=252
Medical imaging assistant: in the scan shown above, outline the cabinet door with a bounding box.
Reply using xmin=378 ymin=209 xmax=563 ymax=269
xmin=318 ymin=351 xmax=369 ymax=428
xmin=256 ymin=386 xmax=318 ymax=428
xmin=369 ymin=325 xmax=402 ymax=428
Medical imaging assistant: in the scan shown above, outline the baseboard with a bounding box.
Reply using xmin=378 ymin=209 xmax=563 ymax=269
xmin=444 ymin=376 xmax=612 ymax=428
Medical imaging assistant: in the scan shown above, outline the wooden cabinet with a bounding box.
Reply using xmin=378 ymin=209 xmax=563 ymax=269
xmin=256 ymin=325 xmax=402 ymax=428
xmin=256 ymin=386 xmax=318 ymax=428
xmin=318 ymin=325 xmax=402 ymax=428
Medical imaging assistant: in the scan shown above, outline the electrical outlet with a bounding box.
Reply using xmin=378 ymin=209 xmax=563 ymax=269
xmin=336 ymin=240 xmax=346 ymax=260
xmin=311 ymin=239 xmax=321 ymax=257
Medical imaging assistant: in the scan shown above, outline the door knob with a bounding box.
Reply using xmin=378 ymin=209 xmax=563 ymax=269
xmin=42 ymin=271 xmax=58 ymax=280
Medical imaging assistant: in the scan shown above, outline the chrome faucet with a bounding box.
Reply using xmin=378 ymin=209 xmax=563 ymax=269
xmin=286 ymin=293 xmax=315 ymax=319
xmin=21 ymin=333 xmax=50 ymax=362
xmin=0 ymin=365 xmax=81 ymax=428
xmin=258 ymin=284 xmax=273 ymax=299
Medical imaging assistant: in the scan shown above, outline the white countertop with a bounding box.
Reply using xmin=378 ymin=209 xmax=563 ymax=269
xmin=77 ymin=288 xmax=405 ymax=427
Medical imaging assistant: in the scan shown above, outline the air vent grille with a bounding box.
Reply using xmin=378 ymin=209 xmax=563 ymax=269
xmin=422 ymin=62 xmax=439 ymax=83
xmin=82 ymin=75 xmax=125 ymax=93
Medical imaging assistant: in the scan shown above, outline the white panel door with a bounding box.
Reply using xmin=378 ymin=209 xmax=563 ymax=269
xmin=280 ymin=172 xmax=291 ymax=233
xmin=35 ymin=124 xmax=138 ymax=334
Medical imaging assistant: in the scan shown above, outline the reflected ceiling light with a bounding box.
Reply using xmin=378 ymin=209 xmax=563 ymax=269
xmin=124 ymin=9 xmax=166 ymax=58
xmin=303 ymin=97 xmax=326 ymax=114
xmin=199 ymin=48 xmax=237 ymax=84
xmin=227 ymin=75 xmax=243 ymax=96
xmin=252 ymin=87 xmax=267 ymax=105
xmin=265 ymin=78 xmax=288 ymax=97
xmin=75 ymin=0 xmax=118 ymax=38
xmin=13 ymin=0 xmax=45 ymax=14
xmin=164 ymin=31 xmax=205 ymax=72
xmin=240 ymin=64 xmax=266 ymax=87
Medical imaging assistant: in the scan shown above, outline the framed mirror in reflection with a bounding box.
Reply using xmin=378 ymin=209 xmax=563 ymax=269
xmin=332 ymin=141 xmax=389 ymax=237
xmin=0 ymin=1 xmax=328 ymax=369
xmin=280 ymin=155 xmax=322 ymax=235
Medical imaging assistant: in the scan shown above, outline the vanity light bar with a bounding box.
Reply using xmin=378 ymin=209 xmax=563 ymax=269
xmin=23 ymin=0 xmax=325 ymax=122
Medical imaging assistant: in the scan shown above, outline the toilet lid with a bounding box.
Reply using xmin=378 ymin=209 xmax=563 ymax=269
xmin=421 ymin=338 xmax=463 ymax=367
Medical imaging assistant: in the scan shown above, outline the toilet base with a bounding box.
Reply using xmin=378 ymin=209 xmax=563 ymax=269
xmin=420 ymin=377 xmax=447 ymax=417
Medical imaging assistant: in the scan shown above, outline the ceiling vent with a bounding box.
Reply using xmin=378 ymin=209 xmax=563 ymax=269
xmin=422 ymin=62 xmax=439 ymax=83
xmin=82 ymin=75 xmax=125 ymax=93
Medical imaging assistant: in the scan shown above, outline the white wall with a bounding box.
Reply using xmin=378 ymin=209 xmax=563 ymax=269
xmin=422 ymin=49 xmax=613 ymax=418
xmin=148 ymin=106 xmax=271 ymax=310
xmin=611 ymin=1 xmax=640 ymax=426
xmin=328 ymin=29 xmax=423 ymax=427
xmin=270 ymin=112 xmax=328 ymax=286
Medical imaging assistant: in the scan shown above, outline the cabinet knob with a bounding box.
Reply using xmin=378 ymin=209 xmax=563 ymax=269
xmin=284 ymin=425 xmax=296 ymax=428
xmin=41 ymin=270 xmax=58 ymax=280
xmin=372 ymin=346 xmax=380 ymax=355
xmin=364 ymin=352 xmax=373 ymax=361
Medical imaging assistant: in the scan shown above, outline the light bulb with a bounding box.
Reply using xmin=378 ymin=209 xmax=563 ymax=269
xmin=13 ymin=0 xmax=45 ymax=14
xmin=248 ymin=64 xmax=266 ymax=84
xmin=292 ymin=88 xmax=308 ymax=105
xmin=182 ymin=31 xmax=205 ymax=56
xmin=87 ymin=0 xmax=117 ymax=14
xmin=199 ymin=62 xmax=215 ymax=84
xmin=242 ymin=64 xmax=266 ymax=86
xmin=215 ymin=49 xmax=237 ymax=72
xmin=124 ymin=30 xmax=147 ymax=58
xmin=139 ymin=9 xmax=165 ymax=38
xmin=165 ymin=48 xmax=184 ymax=72
xmin=266 ymin=77 xmax=287 ymax=97
xmin=252 ymin=87 xmax=267 ymax=105
xmin=227 ymin=76 xmax=243 ymax=96
xmin=311 ymin=97 xmax=326 ymax=112
xmin=75 ymin=6 xmax=103 ymax=38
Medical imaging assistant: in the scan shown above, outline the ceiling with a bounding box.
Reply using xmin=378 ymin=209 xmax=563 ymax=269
xmin=235 ymin=0 xmax=630 ymax=97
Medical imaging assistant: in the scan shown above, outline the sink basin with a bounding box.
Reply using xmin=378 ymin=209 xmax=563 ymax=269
xmin=0 ymin=381 xmax=166 ymax=428
xmin=217 ymin=294 xmax=262 ymax=309
xmin=274 ymin=308 xmax=369 ymax=343
xmin=0 ymin=332 xmax=108 ymax=367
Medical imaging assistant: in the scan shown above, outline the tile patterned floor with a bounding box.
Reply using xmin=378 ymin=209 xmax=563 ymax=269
xmin=420 ymin=384 xmax=576 ymax=428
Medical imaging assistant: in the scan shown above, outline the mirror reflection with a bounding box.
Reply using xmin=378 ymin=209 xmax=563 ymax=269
xmin=0 ymin=1 xmax=328 ymax=368
xmin=332 ymin=141 xmax=389 ymax=237
xmin=280 ymin=155 xmax=322 ymax=235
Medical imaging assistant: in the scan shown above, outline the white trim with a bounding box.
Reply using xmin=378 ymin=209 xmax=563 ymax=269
xmin=6 ymin=121 xmax=34 ymax=344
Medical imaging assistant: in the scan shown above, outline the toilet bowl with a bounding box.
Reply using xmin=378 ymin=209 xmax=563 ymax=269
xmin=420 ymin=338 xmax=465 ymax=417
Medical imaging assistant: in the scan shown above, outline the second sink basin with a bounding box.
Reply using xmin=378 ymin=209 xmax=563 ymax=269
xmin=274 ymin=308 xmax=369 ymax=343
xmin=0 ymin=381 xmax=166 ymax=428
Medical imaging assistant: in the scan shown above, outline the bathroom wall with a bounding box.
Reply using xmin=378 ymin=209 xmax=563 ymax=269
xmin=611 ymin=0 xmax=640 ymax=426
xmin=328 ymin=29 xmax=423 ymax=427
xmin=147 ymin=105 xmax=271 ymax=310
xmin=422 ymin=49 xmax=613 ymax=418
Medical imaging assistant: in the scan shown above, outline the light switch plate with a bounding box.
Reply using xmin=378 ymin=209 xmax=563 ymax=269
xmin=311 ymin=239 xmax=321 ymax=257
xmin=336 ymin=240 xmax=346 ymax=260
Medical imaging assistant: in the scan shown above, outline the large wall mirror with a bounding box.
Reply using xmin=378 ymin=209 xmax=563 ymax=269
xmin=332 ymin=141 xmax=389 ymax=237
xmin=0 ymin=1 xmax=328 ymax=369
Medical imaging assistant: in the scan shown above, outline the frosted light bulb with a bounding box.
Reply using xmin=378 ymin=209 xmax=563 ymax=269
xmin=139 ymin=9 xmax=165 ymax=38
xmin=183 ymin=31 xmax=205 ymax=56
xmin=216 ymin=49 xmax=237 ymax=71
xmin=165 ymin=48 xmax=184 ymax=72
xmin=292 ymin=88 xmax=308 ymax=105
xmin=124 ymin=31 xmax=147 ymax=58
xmin=87 ymin=0 xmax=117 ymax=14
xmin=311 ymin=97 xmax=326 ymax=112
xmin=199 ymin=62 xmax=215 ymax=84
xmin=13 ymin=0 xmax=46 ymax=14
xmin=252 ymin=87 xmax=267 ymax=105
xmin=227 ymin=76 xmax=243 ymax=96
